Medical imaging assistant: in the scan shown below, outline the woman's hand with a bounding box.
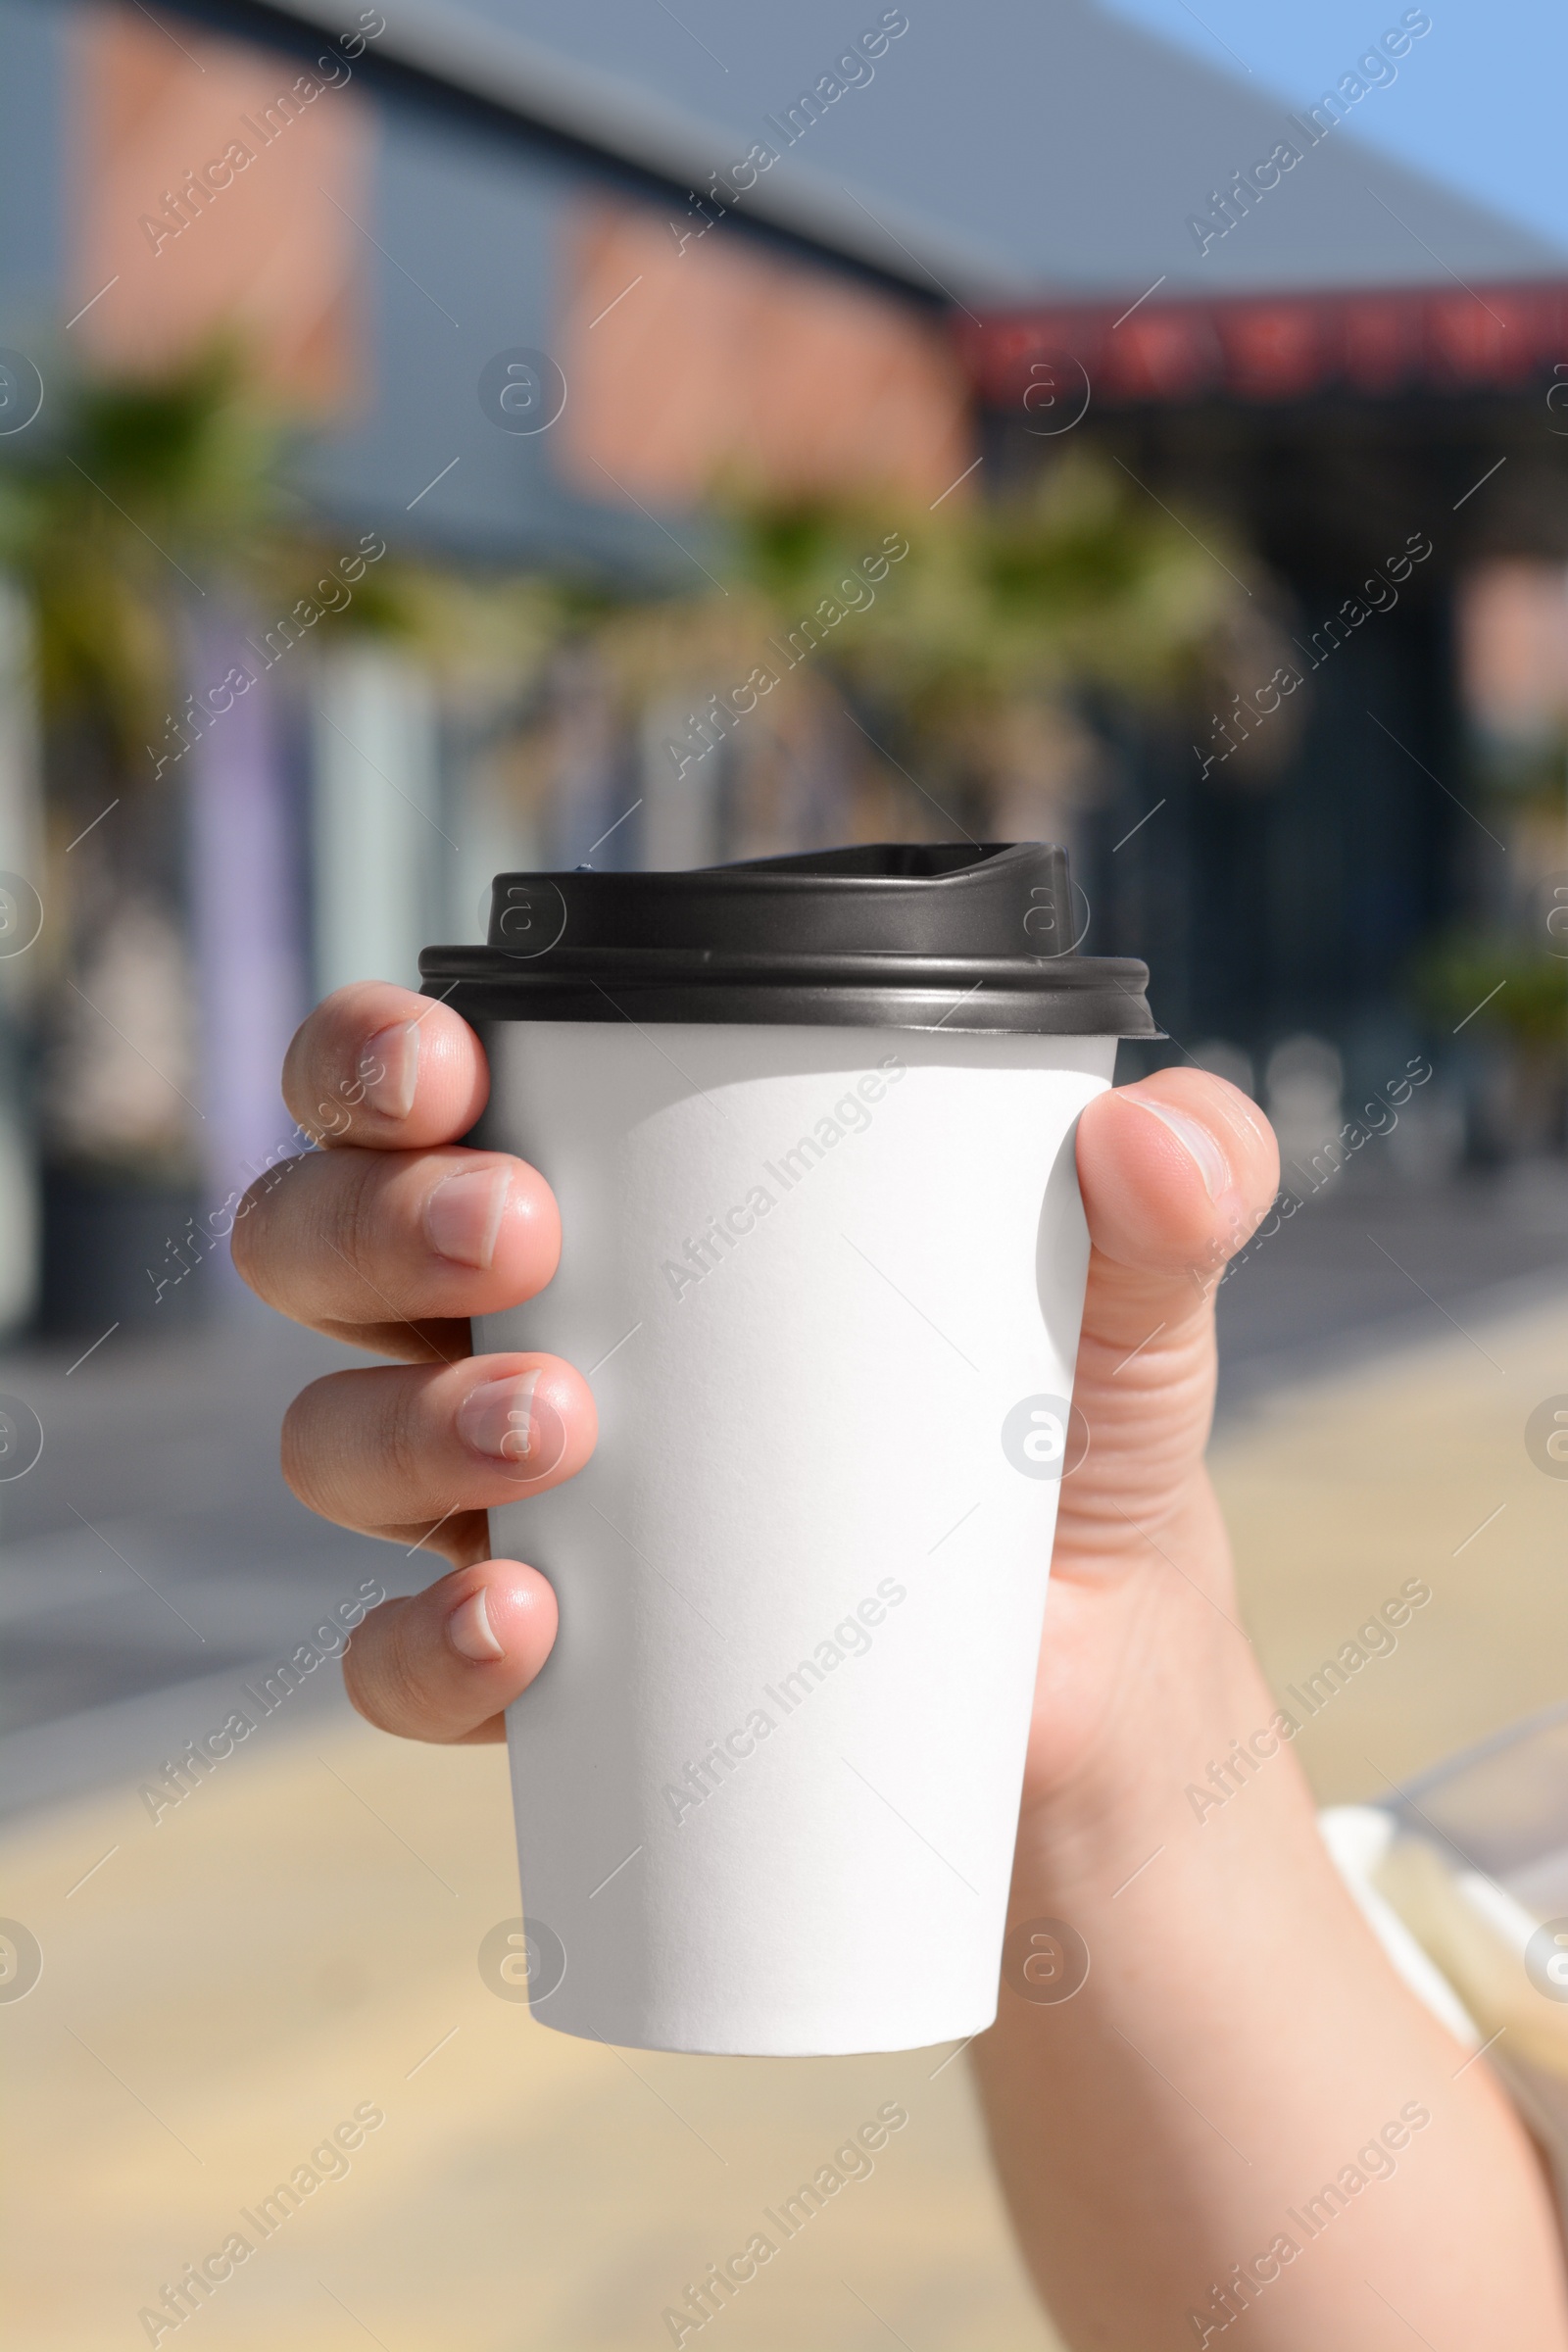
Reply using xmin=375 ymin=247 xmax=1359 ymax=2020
xmin=236 ymin=981 xmax=1273 ymax=1769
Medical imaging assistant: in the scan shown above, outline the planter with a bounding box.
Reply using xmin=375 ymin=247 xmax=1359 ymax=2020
xmin=38 ymin=1171 xmax=208 ymax=1335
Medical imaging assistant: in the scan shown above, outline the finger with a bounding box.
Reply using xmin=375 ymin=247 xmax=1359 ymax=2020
xmin=281 ymin=982 xmax=489 ymax=1152
xmin=282 ymin=1351 xmax=596 ymax=1556
xmin=232 ymin=1143 xmax=560 ymax=1360
xmin=344 ymin=1558 xmax=559 ymax=1744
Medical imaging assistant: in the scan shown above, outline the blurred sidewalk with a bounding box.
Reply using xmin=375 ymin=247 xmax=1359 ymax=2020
xmin=4 ymin=1160 xmax=1565 ymax=1814
xmin=3 ymin=1690 xmax=1051 ymax=2352
xmin=0 ymin=1308 xmax=402 ymax=1819
xmin=1 ymin=1165 xmax=1566 ymax=2349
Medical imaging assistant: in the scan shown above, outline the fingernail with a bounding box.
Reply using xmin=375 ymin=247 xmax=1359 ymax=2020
xmin=1132 ymin=1096 xmax=1232 ymax=1200
xmin=425 ymin=1167 xmax=511 ymax=1268
xmin=458 ymin=1371 xmax=541 ymax=1463
xmin=360 ymin=1021 xmax=419 ymax=1120
xmin=447 ymin=1587 xmax=504 ymax=1662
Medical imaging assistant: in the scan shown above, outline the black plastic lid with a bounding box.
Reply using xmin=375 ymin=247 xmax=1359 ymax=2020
xmin=419 ymin=843 xmax=1156 ymax=1035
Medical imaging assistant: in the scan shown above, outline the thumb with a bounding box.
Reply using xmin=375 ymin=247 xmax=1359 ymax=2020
xmin=1060 ymin=1070 xmax=1279 ymax=1549
xmin=1078 ymin=1068 xmax=1279 ymax=1304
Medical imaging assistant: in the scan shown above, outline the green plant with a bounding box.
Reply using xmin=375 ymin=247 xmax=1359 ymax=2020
xmin=738 ymin=451 xmax=1248 ymax=710
xmin=0 ymin=342 xmax=436 ymax=1185
xmin=0 ymin=341 xmax=427 ymax=767
xmin=1413 ymin=931 xmax=1568 ymax=1049
xmin=577 ymin=449 xmax=1272 ymax=839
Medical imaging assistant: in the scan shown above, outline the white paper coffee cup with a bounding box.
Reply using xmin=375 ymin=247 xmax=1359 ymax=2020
xmin=424 ymin=844 xmax=1155 ymax=2055
xmin=476 ymin=1019 xmax=1114 ymax=2053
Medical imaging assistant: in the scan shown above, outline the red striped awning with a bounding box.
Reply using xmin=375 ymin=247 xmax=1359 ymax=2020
xmin=958 ymin=278 xmax=1568 ymax=409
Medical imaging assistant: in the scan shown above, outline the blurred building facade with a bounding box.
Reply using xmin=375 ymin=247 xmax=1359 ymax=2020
xmin=0 ymin=0 xmax=1565 ymax=1329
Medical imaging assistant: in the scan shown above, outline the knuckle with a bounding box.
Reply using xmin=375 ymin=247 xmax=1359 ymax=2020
xmin=279 ymin=1381 xmax=330 ymax=1513
xmin=238 ymin=1145 xmax=400 ymax=1326
xmin=228 ymin=1195 xmax=263 ymax=1294
xmin=227 ymin=1158 xmax=306 ymax=1296
xmin=344 ymin=1597 xmax=429 ymax=1739
xmin=314 ymin=1150 xmax=391 ymax=1301
xmin=279 ymin=1012 xmax=316 ymax=1129
xmin=378 ymin=1374 xmax=432 ymax=1495
xmin=280 ymin=1363 xmax=438 ymax=1540
xmin=281 ymin=1366 xmax=426 ymax=1523
xmin=342 ymin=1596 xmax=394 ymax=1723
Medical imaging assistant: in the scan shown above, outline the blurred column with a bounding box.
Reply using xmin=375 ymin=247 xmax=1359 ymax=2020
xmin=545 ymin=644 xmax=633 ymax=870
xmin=0 ymin=580 xmax=41 ymax=1332
xmin=311 ymin=646 xmax=443 ymax=997
xmin=642 ymin=695 xmax=722 ymax=869
xmin=187 ymin=617 xmax=308 ymax=1223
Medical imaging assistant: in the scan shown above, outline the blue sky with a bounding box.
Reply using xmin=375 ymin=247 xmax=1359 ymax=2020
xmin=1101 ymin=0 xmax=1568 ymax=254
